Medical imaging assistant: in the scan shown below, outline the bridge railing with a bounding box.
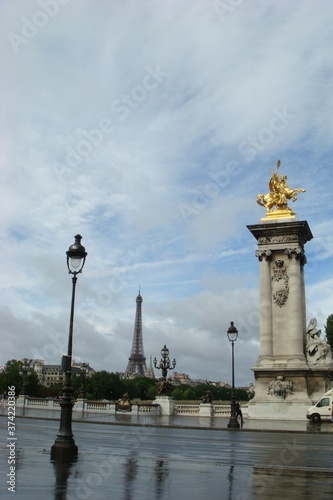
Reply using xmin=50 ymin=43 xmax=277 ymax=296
xmin=14 ymin=396 xmax=247 ymax=417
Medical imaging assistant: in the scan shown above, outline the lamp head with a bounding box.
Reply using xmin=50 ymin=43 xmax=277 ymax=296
xmin=227 ymin=321 xmax=238 ymax=342
xmin=161 ymin=345 xmax=169 ymax=359
xmin=66 ymin=234 xmax=87 ymax=274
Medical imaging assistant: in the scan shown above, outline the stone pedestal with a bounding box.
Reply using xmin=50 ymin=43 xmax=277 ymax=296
xmin=154 ymin=396 xmax=174 ymax=416
xmin=16 ymin=395 xmax=28 ymax=407
xmin=199 ymin=403 xmax=213 ymax=417
xmin=74 ymin=398 xmax=87 ymax=412
xmin=247 ymin=219 xmax=333 ymax=419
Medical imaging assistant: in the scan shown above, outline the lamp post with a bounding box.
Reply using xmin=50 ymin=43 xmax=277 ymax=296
xmin=51 ymin=235 xmax=87 ymax=460
xmin=78 ymin=363 xmax=88 ymax=399
xmin=153 ymin=345 xmax=176 ymax=380
xmin=19 ymin=359 xmax=31 ymax=396
xmin=227 ymin=321 xmax=240 ymax=429
xmin=153 ymin=345 xmax=176 ymax=396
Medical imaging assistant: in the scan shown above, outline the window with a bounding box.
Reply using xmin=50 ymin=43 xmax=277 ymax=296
xmin=316 ymin=397 xmax=330 ymax=408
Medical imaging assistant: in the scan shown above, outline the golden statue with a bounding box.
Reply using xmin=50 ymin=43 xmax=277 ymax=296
xmin=256 ymin=160 xmax=305 ymax=219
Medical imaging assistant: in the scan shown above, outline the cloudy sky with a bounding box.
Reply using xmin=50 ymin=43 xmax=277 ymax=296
xmin=1 ymin=0 xmax=333 ymax=386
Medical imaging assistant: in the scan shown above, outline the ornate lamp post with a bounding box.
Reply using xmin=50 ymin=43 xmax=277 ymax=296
xmin=51 ymin=235 xmax=87 ymax=460
xmin=153 ymin=345 xmax=176 ymax=396
xmin=78 ymin=363 xmax=88 ymax=399
xmin=19 ymin=359 xmax=31 ymax=395
xmin=153 ymin=345 xmax=176 ymax=380
xmin=227 ymin=322 xmax=240 ymax=429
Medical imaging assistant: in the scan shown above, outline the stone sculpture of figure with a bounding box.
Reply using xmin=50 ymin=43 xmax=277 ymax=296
xmin=157 ymin=378 xmax=174 ymax=396
xmin=306 ymin=318 xmax=332 ymax=364
xmin=200 ymin=390 xmax=213 ymax=404
xmin=122 ymin=392 xmax=130 ymax=403
xmin=116 ymin=392 xmax=132 ymax=412
xmin=256 ymin=160 xmax=305 ymax=214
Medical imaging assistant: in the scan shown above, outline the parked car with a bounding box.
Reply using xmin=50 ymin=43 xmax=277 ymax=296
xmin=306 ymin=389 xmax=332 ymax=422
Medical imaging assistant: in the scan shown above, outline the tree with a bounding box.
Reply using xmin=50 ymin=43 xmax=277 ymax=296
xmin=86 ymin=371 xmax=125 ymax=400
xmin=0 ymin=360 xmax=40 ymax=397
xmin=123 ymin=376 xmax=157 ymax=400
xmin=0 ymin=360 xmax=23 ymax=395
xmin=325 ymin=314 xmax=333 ymax=353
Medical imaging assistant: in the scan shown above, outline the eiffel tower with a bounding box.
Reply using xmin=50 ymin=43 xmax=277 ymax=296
xmin=125 ymin=290 xmax=147 ymax=376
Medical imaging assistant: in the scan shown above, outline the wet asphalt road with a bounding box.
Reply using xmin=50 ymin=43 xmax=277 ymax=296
xmin=1 ymin=417 xmax=333 ymax=499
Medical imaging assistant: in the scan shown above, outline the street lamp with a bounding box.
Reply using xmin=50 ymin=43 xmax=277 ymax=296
xmin=153 ymin=345 xmax=176 ymax=396
xmin=51 ymin=235 xmax=87 ymax=460
xmin=19 ymin=359 xmax=31 ymax=396
xmin=227 ymin=321 xmax=240 ymax=429
xmin=78 ymin=363 xmax=88 ymax=399
xmin=153 ymin=345 xmax=176 ymax=380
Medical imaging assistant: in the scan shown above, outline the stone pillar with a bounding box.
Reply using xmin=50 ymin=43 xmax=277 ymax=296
xmin=154 ymin=396 xmax=174 ymax=416
xmin=74 ymin=398 xmax=87 ymax=412
xmin=131 ymin=404 xmax=139 ymax=414
xmin=16 ymin=395 xmax=27 ymax=407
xmin=246 ymin=220 xmax=321 ymax=419
xmin=256 ymin=250 xmax=273 ymax=364
xmin=285 ymin=248 xmax=306 ymax=364
xmin=199 ymin=403 xmax=213 ymax=417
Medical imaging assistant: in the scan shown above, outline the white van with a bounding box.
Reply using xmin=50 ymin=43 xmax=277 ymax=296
xmin=306 ymin=389 xmax=332 ymax=422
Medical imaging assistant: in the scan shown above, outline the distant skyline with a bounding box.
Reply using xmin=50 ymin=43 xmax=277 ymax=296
xmin=2 ymin=1 xmax=333 ymax=386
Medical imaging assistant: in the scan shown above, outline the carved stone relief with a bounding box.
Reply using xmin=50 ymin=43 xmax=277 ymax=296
xmin=285 ymin=247 xmax=306 ymax=266
xmin=255 ymin=249 xmax=272 ymax=261
xmin=258 ymin=235 xmax=297 ymax=245
xmin=271 ymin=259 xmax=289 ymax=307
xmin=267 ymin=376 xmax=294 ymax=399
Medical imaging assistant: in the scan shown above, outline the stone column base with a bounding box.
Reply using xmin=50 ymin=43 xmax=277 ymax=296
xmin=74 ymin=398 xmax=87 ymax=411
xmin=249 ymin=365 xmax=333 ymax=419
xmin=247 ymin=400 xmax=312 ymax=420
xmin=16 ymin=395 xmax=28 ymax=407
xmin=199 ymin=403 xmax=213 ymax=417
xmin=154 ymin=396 xmax=174 ymax=416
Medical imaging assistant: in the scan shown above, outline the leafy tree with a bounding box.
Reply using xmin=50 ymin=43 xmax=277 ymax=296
xmin=123 ymin=376 xmax=157 ymax=400
xmin=0 ymin=360 xmax=23 ymax=394
xmin=0 ymin=359 xmax=40 ymax=397
xmin=235 ymin=388 xmax=249 ymax=401
xmin=37 ymin=383 xmax=63 ymax=398
xmin=325 ymin=314 xmax=333 ymax=353
xmin=171 ymin=384 xmax=196 ymax=400
xmin=86 ymin=371 xmax=125 ymax=400
xmin=71 ymin=373 xmax=81 ymax=399
xmin=146 ymin=384 xmax=158 ymax=400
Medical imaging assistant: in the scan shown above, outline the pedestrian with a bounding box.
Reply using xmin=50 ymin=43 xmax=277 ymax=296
xmin=235 ymin=401 xmax=243 ymax=424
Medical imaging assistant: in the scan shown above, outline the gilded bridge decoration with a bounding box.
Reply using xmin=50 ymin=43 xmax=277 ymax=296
xmin=257 ymin=160 xmax=305 ymax=218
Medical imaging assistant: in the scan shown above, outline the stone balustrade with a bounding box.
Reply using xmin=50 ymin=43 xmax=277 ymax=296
xmin=13 ymin=396 xmax=247 ymax=418
xmin=174 ymin=404 xmax=200 ymax=415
